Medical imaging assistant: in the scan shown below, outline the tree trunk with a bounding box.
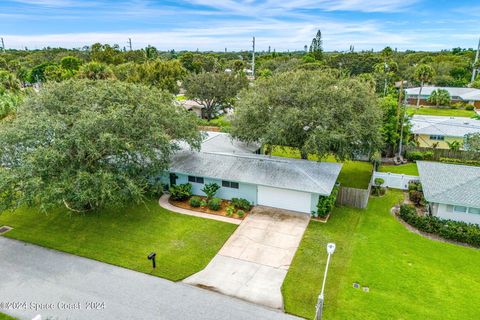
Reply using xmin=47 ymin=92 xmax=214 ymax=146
xmin=300 ymin=150 xmax=308 ymax=160
xmin=416 ymin=82 xmax=423 ymax=108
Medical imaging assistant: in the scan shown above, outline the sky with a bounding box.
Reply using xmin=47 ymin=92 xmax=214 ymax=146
xmin=1 ymin=0 xmax=480 ymax=52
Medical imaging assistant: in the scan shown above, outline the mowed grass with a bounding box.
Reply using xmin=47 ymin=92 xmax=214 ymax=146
xmin=272 ymin=146 xmax=372 ymax=189
xmin=283 ymin=191 xmax=480 ymax=319
xmin=0 ymin=200 xmax=236 ymax=281
xmin=406 ymin=106 xmax=476 ymax=117
xmin=379 ymin=162 xmax=419 ymax=175
xmin=0 ymin=313 xmax=17 ymax=320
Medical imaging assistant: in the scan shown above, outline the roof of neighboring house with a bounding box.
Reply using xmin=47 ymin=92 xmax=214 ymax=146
xmin=417 ymin=161 xmax=480 ymax=208
xmin=405 ymin=86 xmax=480 ymax=101
xmin=200 ymin=132 xmax=260 ymax=154
xmin=179 ymin=100 xmax=204 ymax=110
xmin=410 ymin=115 xmax=480 ymax=137
xmin=170 ymin=151 xmax=342 ymax=195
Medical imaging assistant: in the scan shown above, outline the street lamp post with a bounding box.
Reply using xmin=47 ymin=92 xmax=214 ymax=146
xmin=315 ymin=243 xmax=336 ymax=320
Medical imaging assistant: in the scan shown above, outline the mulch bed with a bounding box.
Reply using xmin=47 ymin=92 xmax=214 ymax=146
xmin=169 ymin=197 xmax=249 ymax=220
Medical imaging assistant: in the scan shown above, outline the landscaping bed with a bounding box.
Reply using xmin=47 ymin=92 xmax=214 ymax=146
xmin=169 ymin=196 xmax=249 ymax=220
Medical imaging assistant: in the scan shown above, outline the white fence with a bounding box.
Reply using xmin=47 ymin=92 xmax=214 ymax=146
xmin=373 ymin=172 xmax=419 ymax=190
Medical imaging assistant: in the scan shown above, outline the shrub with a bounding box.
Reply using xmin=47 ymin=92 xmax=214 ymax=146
xmin=465 ymin=105 xmax=475 ymax=111
xmin=200 ymin=199 xmax=207 ymax=207
xmin=189 ymin=196 xmax=201 ymax=207
xmin=408 ymin=180 xmax=422 ymax=192
xmin=398 ymin=204 xmax=480 ymax=247
xmin=405 ymin=151 xmax=434 ymax=161
xmin=372 ymin=178 xmax=386 ymax=196
xmin=202 ymin=183 xmax=220 ymax=200
xmin=169 ymin=183 xmax=192 ymax=201
xmin=231 ymin=198 xmax=252 ymax=211
xmin=225 ymin=205 xmax=235 ymax=216
xmin=409 ymin=190 xmax=424 ymax=206
xmin=439 ymin=157 xmax=480 ymax=167
xmin=236 ymin=210 xmax=245 ymax=218
xmin=316 ymin=184 xmax=339 ymax=218
xmin=207 ymin=197 xmax=222 ymax=211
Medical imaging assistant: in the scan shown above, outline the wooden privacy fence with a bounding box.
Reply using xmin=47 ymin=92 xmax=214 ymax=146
xmin=336 ymin=185 xmax=371 ymax=209
xmin=405 ymin=146 xmax=480 ymax=161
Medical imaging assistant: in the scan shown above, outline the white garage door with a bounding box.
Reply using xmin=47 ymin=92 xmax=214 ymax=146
xmin=257 ymin=185 xmax=312 ymax=213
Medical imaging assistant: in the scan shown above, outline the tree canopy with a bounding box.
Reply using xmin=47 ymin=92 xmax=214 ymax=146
xmin=428 ymin=89 xmax=451 ymax=107
xmin=0 ymin=79 xmax=201 ymax=212
xmin=183 ymin=72 xmax=248 ymax=120
xmin=230 ymin=70 xmax=383 ymax=160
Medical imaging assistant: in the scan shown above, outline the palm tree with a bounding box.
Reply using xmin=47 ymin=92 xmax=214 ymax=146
xmin=414 ymin=64 xmax=435 ymax=108
xmin=447 ymin=140 xmax=462 ymax=151
xmin=428 ymin=89 xmax=451 ymax=107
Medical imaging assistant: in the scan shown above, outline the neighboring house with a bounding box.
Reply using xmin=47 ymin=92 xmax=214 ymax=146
xmin=410 ymin=115 xmax=480 ymax=150
xmin=405 ymin=86 xmax=480 ymax=108
xmin=179 ymin=99 xmax=205 ymax=118
xmin=162 ymin=132 xmax=342 ymax=214
xmin=417 ymin=161 xmax=480 ymax=225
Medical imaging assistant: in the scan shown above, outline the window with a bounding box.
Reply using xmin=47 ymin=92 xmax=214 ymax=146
xmin=222 ymin=180 xmax=239 ymax=189
xmin=188 ymin=176 xmax=204 ymax=184
xmin=429 ymin=135 xmax=445 ymax=141
xmin=453 ymin=206 xmax=467 ymax=213
xmin=468 ymin=207 xmax=480 ymax=215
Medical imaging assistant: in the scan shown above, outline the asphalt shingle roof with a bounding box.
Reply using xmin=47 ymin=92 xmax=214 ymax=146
xmin=405 ymin=86 xmax=480 ymax=101
xmin=170 ymin=151 xmax=342 ymax=195
xmin=410 ymin=115 xmax=480 ymax=137
xmin=417 ymin=161 xmax=480 ymax=208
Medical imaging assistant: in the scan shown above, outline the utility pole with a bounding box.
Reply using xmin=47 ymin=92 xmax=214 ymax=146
xmin=471 ymin=38 xmax=480 ymax=83
xmin=127 ymin=38 xmax=133 ymax=51
xmin=0 ymin=38 xmax=5 ymax=52
xmin=252 ymin=36 xmax=256 ymax=79
xmin=397 ymin=80 xmax=406 ymax=158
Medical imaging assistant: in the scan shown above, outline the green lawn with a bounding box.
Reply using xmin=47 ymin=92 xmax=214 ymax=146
xmin=406 ymin=106 xmax=476 ymax=117
xmin=0 ymin=313 xmax=17 ymax=320
xmin=283 ymin=191 xmax=480 ymax=319
xmin=271 ymin=146 xmax=372 ymax=189
xmin=379 ymin=163 xmax=419 ymax=175
xmin=0 ymin=200 xmax=236 ymax=281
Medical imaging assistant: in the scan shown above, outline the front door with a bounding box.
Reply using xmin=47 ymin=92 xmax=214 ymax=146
xmin=169 ymin=173 xmax=178 ymax=187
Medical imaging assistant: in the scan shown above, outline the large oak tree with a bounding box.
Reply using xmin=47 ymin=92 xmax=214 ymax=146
xmin=230 ymin=70 xmax=383 ymax=160
xmin=0 ymin=79 xmax=201 ymax=212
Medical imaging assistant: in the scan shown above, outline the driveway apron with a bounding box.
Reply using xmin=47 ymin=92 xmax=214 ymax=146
xmin=183 ymin=206 xmax=310 ymax=310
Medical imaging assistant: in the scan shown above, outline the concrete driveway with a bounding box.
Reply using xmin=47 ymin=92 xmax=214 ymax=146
xmin=184 ymin=206 xmax=310 ymax=310
xmin=0 ymin=237 xmax=300 ymax=320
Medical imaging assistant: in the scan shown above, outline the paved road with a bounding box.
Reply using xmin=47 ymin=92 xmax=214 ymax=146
xmin=0 ymin=237 xmax=300 ymax=320
xmin=184 ymin=207 xmax=309 ymax=310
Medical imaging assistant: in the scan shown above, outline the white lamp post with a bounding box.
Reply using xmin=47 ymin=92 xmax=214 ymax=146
xmin=315 ymin=243 xmax=336 ymax=320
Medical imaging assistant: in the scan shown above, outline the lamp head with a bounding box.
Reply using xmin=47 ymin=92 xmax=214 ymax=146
xmin=327 ymin=243 xmax=336 ymax=255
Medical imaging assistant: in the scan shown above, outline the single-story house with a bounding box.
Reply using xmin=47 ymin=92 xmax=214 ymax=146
xmin=179 ymin=100 xmax=205 ymax=118
xmin=417 ymin=161 xmax=480 ymax=225
xmin=410 ymin=115 xmax=480 ymax=150
xmin=161 ymin=132 xmax=342 ymax=214
xmin=405 ymin=86 xmax=480 ymax=108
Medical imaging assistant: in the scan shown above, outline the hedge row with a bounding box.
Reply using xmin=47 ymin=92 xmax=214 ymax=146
xmin=439 ymin=157 xmax=480 ymax=167
xmin=398 ymin=205 xmax=480 ymax=247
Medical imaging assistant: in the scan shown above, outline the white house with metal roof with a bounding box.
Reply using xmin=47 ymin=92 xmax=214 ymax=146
xmin=163 ymin=132 xmax=342 ymax=214
xmin=405 ymin=86 xmax=480 ymax=108
xmin=410 ymin=115 xmax=480 ymax=149
xmin=417 ymin=161 xmax=480 ymax=225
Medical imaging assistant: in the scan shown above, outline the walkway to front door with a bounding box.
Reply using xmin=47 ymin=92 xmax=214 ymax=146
xmin=183 ymin=206 xmax=310 ymax=310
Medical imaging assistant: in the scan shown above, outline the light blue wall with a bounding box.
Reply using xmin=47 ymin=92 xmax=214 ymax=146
xmin=311 ymin=193 xmax=320 ymax=214
xmin=173 ymin=172 xmax=258 ymax=205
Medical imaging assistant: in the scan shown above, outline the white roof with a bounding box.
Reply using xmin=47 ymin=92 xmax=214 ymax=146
xmin=417 ymin=161 xmax=480 ymax=208
xmin=405 ymin=86 xmax=480 ymax=101
xmin=410 ymin=115 xmax=480 ymax=137
xmin=170 ymin=151 xmax=342 ymax=195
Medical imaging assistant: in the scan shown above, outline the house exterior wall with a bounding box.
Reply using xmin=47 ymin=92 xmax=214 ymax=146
xmin=173 ymin=172 xmax=258 ymax=205
xmin=433 ymin=203 xmax=480 ymax=225
xmin=415 ymin=134 xmax=463 ymax=149
xmin=168 ymin=172 xmax=321 ymax=214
